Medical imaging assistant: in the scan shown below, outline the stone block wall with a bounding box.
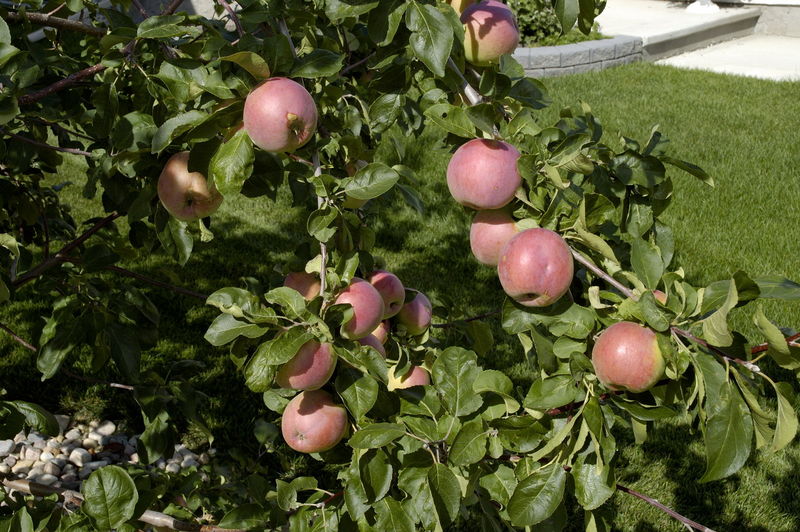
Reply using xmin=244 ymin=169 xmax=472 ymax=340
xmin=512 ymin=35 xmax=643 ymax=78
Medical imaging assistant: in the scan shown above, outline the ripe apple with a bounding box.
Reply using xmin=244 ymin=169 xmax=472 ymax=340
xmin=371 ymin=320 xmax=391 ymax=345
xmin=358 ymin=334 xmax=386 ymax=358
xmin=387 ymin=365 xmax=431 ymax=390
xmin=653 ymin=290 xmax=667 ymax=304
xmin=334 ymin=278 xmax=385 ymax=340
xmin=470 ymin=208 xmax=519 ymax=266
xmin=157 ymin=151 xmax=223 ymax=222
xmin=497 ymin=228 xmax=574 ymax=307
xmin=396 ymin=292 xmax=432 ymax=336
xmin=461 ymin=0 xmax=520 ymax=67
xmin=283 ymin=272 xmax=321 ymax=301
xmin=591 ymin=321 xmax=665 ymax=393
xmin=446 ymin=139 xmax=522 ymax=210
xmin=243 ymin=77 xmax=318 ymax=153
xmin=367 ymin=270 xmax=406 ymax=319
xmin=275 ymin=341 xmax=337 ymax=390
xmin=281 ymin=390 xmax=348 ymax=453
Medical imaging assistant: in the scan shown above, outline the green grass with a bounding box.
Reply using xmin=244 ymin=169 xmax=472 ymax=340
xmin=1 ymin=62 xmax=799 ymax=530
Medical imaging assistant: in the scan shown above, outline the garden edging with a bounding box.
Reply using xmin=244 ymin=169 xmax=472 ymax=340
xmin=512 ymin=35 xmax=643 ymax=77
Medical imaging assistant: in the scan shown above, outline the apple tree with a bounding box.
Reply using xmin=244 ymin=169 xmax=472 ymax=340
xmin=1 ymin=0 xmax=799 ymax=530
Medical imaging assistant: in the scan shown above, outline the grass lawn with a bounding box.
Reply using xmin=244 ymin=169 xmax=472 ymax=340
xmin=1 ymin=62 xmax=799 ymax=530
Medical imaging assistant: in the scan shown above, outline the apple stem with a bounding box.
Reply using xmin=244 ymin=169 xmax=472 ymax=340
xmin=570 ymin=249 xmax=638 ymax=301
xmin=0 ymin=321 xmax=37 ymax=352
xmin=312 ymin=153 xmax=328 ymax=300
xmin=214 ymin=0 xmax=245 ymax=38
xmin=0 ymin=127 xmax=92 ymax=157
xmin=671 ymin=327 xmax=760 ymax=373
xmin=616 ymin=483 xmax=718 ymax=532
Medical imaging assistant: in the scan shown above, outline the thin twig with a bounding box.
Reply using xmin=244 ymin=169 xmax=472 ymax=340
xmin=162 ymin=0 xmax=186 ymax=16
xmin=1 ymin=479 xmax=246 ymax=532
xmin=616 ymin=484 xmax=717 ymax=532
xmin=431 ymin=309 xmax=501 ymax=328
xmin=571 ymin=249 xmax=637 ymax=301
xmin=18 ymin=64 xmax=107 ymax=106
xmin=751 ymin=332 xmax=800 ymax=354
xmin=104 ymin=265 xmax=208 ymax=301
xmin=341 ymin=53 xmax=376 ymax=75
xmin=0 ymin=322 xmax=37 ymax=352
xmin=29 ymin=117 xmax=94 ymax=141
xmin=278 ymin=18 xmax=297 ymax=58
xmin=0 ymin=127 xmax=92 ymax=157
xmin=4 ymin=12 xmax=106 ymax=37
xmin=62 ymin=368 xmax=135 ymax=391
xmin=131 ymin=0 xmax=150 ymax=18
xmin=13 ymin=212 xmax=121 ymax=287
xmin=214 ymin=0 xmax=244 ymax=37
xmin=671 ymin=327 xmax=760 ymax=373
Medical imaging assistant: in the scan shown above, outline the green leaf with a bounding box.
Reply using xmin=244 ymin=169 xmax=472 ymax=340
xmin=8 ymin=401 xmax=59 ymax=436
xmin=291 ymin=49 xmax=344 ymax=78
xmin=217 ymin=504 xmax=268 ymax=529
xmin=151 ymin=110 xmax=207 ymax=154
xmin=307 ymin=207 xmax=338 ymax=242
xmin=154 ymin=205 xmax=193 ymax=265
xmin=336 ymin=368 xmax=379 ymax=420
xmin=473 ymin=369 xmax=520 ymax=413
xmin=210 ymin=128 xmax=254 ymax=197
xmin=221 ymin=52 xmax=271 ymax=79
xmin=432 ymin=347 xmax=483 ymax=417
xmin=702 ymin=279 xmax=738 ymax=347
xmin=609 ymin=396 xmax=676 ymax=421
xmin=264 ymin=286 xmax=308 ymax=318
xmin=508 ymin=78 xmax=551 ymax=109
xmin=0 ymin=17 xmax=10 ymax=44
xmin=427 ymin=463 xmax=461 ymax=527
xmin=554 ymin=0 xmax=580 ymax=32
xmin=465 ymin=104 xmax=499 ymax=136
xmin=369 ymin=94 xmax=405 ymax=135
xmin=753 ymin=304 xmax=800 ymax=370
xmin=204 ymin=314 xmax=268 ymax=346
xmin=753 ymin=275 xmax=800 ymax=300
xmin=661 ymin=155 xmax=714 ymax=186
xmin=700 ymin=381 xmax=753 ymax=483
xmin=449 ymin=418 xmax=488 ymax=466
xmin=137 ymin=15 xmax=188 ymax=38
xmin=406 ymin=1 xmax=454 ymax=77
xmin=106 ymin=323 xmax=141 ymax=384
xmin=479 ymin=464 xmax=518 ymax=507
xmin=423 ymin=103 xmax=476 ymax=138
xmin=375 ymin=497 xmax=415 ymax=532
xmin=630 ymin=238 xmax=663 ymax=291
xmin=368 ymin=0 xmax=409 ymax=45
xmin=243 ymin=344 xmax=280 ymax=393
xmin=572 ymin=455 xmax=615 ymax=510
xmin=37 ymin=314 xmax=85 ymax=380
xmin=344 ymin=163 xmax=400 ymax=200
xmin=524 ymin=375 xmax=579 ymax=411
xmin=770 ymin=381 xmax=798 ymax=453
xmin=138 ymin=411 xmax=175 ymax=464
xmin=359 ymin=449 xmax=393 ymax=502
xmin=508 ymin=463 xmax=567 ymax=526
xmin=82 ymin=466 xmax=139 ymax=530
xmin=206 ymin=287 xmax=261 ymax=319
xmin=349 ymin=423 xmax=406 ymax=448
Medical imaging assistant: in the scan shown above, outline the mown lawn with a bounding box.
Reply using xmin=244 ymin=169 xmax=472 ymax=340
xmin=1 ymin=62 xmax=798 ymax=530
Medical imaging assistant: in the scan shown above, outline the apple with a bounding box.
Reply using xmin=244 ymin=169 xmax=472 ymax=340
xmin=461 ymin=0 xmax=520 ymax=67
xmin=157 ymin=151 xmax=223 ymax=222
xmin=243 ymin=77 xmax=318 ymax=153
xmin=275 ymin=341 xmax=337 ymax=390
xmin=387 ymin=365 xmax=431 ymax=390
xmin=367 ymin=270 xmax=406 ymax=319
xmin=396 ymin=292 xmax=432 ymax=336
xmin=497 ymin=228 xmax=574 ymax=307
xmin=446 ymin=139 xmax=522 ymax=210
xmin=653 ymin=290 xmax=667 ymax=304
xmin=591 ymin=321 xmax=665 ymax=393
xmin=283 ymin=272 xmax=321 ymax=301
xmin=358 ymin=334 xmax=386 ymax=357
xmin=281 ymin=390 xmax=348 ymax=453
xmin=334 ymin=278 xmax=385 ymax=340
xmin=470 ymin=208 xmax=519 ymax=266
xmin=446 ymin=0 xmax=476 ymax=14
xmin=371 ymin=320 xmax=391 ymax=344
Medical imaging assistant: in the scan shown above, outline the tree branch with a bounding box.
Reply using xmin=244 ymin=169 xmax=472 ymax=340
xmin=104 ymin=265 xmax=208 ymax=301
xmin=312 ymin=153 xmax=328 ymax=301
xmin=13 ymin=212 xmax=121 ymax=287
xmin=61 ymin=368 xmax=135 ymax=391
xmin=214 ymin=0 xmax=244 ymax=37
xmin=431 ymin=309 xmax=501 ymax=328
xmin=4 ymin=12 xmax=106 ymax=37
xmin=18 ymin=64 xmax=107 ymax=106
xmin=1 ymin=479 xmax=246 ymax=532
xmin=0 ymin=127 xmax=92 ymax=157
xmin=671 ymin=326 xmax=760 ymax=373
xmin=0 ymin=322 xmax=37 ymax=352
xmin=341 ymin=53 xmax=375 ymax=75
xmin=616 ymin=483 xmax=717 ymax=532
xmin=571 ymin=249 xmax=637 ymax=301
xmin=751 ymin=332 xmax=800 ymax=354
xmin=162 ymin=0 xmax=187 ymax=16
xmin=447 ymin=58 xmax=482 ymax=106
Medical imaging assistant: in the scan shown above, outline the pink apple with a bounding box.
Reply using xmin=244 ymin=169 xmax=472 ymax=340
xmin=243 ymin=77 xmax=318 ymax=153
xmin=358 ymin=334 xmax=386 ymax=357
xmin=446 ymin=139 xmax=521 ymax=210
xmin=497 ymin=228 xmax=574 ymax=307
xmin=281 ymin=390 xmax=348 ymax=453
xmin=470 ymin=208 xmax=519 ymax=266
xmin=157 ymin=151 xmax=223 ymax=222
xmin=591 ymin=322 xmax=665 ymax=393
xmin=367 ymin=270 xmax=406 ymax=319
xmin=283 ymin=272 xmax=321 ymax=301
xmin=387 ymin=365 xmax=431 ymax=390
xmin=396 ymin=292 xmax=432 ymax=336
xmin=371 ymin=320 xmax=391 ymax=345
xmin=461 ymin=0 xmax=520 ymax=67
xmin=334 ymin=278 xmax=385 ymax=340
xmin=275 ymin=341 xmax=337 ymax=390
xmin=653 ymin=290 xmax=667 ymax=304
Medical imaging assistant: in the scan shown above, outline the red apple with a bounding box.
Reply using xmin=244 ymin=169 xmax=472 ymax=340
xmin=367 ymin=270 xmax=406 ymax=319
xmin=591 ymin=321 xmax=665 ymax=393
xmin=396 ymin=292 xmax=432 ymax=336
xmin=275 ymin=341 xmax=337 ymax=390
xmin=243 ymin=77 xmax=318 ymax=153
xmin=470 ymin=208 xmax=519 ymax=266
xmin=446 ymin=139 xmax=521 ymax=210
xmin=387 ymin=365 xmax=431 ymax=390
xmin=283 ymin=272 xmax=321 ymax=301
xmin=371 ymin=321 xmax=391 ymax=345
xmin=497 ymin=228 xmax=574 ymax=307
xmin=461 ymin=0 xmax=520 ymax=67
xmin=358 ymin=334 xmax=386 ymax=358
xmin=334 ymin=278 xmax=385 ymax=340
xmin=157 ymin=151 xmax=223 ymax=222
xmin=281 ymin=390 xmax=348 ymax=453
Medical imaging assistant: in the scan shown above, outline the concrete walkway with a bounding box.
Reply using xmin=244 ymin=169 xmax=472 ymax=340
xmin=595 ymin=0 xmax=800 ymax=81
